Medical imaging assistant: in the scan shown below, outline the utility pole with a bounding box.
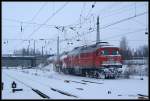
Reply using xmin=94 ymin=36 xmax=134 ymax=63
xmin=57 ymin=36 xmax=60 ymax=72
xmin=42 ymin=46 xmax=43 ymax=56
xmin=34 ymin=40 xmax=35 ymax=56
xmin=40 ymin=39 xmax=44 ymax=56
xmin=96 ymin=16 xmax=100 ymax=44
xmin=28 ymin=40 xmax=30 ymax=56
xmin=57 ymin=36 xmax=60 ymax=62
xmin=45 ymin=40 xmax=47 ymax=55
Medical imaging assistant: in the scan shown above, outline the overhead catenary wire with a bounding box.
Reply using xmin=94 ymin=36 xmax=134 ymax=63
xmin=73 ymin=2 xmax=122 ymax=29
xmin=21 ymin=2 xmax=47 ymax=32
xmin=2 ymin=2 xmax=47 ymax=52
xmin=3 ymin=18 xmax=73 ymax=28
xmin=51 ymin=5 xmax=97 ymax=46
xmin=86 ymin=2 xmax=96 ymax=19
xmin=103 ymin=28 xmax=146 ymax=40
xmin=103 ymin=28 xmax=146 ymax=41
xmin=100 ymin=3 xmax=136 ymax=20
xmin=3 ymin=8 xmax=93 ymax=31
xmin=4 ymin=10 xmax=147 ymax=54
xmin=3 ymin=2 xmax=48 ymax=36
xmin=74 ymin=28 xmax=146 ymax=46
xmin=3 ymin=3 xmax=146 ymax=30
xmin=79 ymin=2 xmax=86 ymax=28
xmin=80 ymin=2 xmax=86 ymax=18
xmin=30 ymin=2 xmax=47 ymax=21
xmin=131 ymin=18 xmax=147 ymax=27
xmin=2 ymin=3 xmax=75 ymax=29
xmin=27 ymin=2 xmax=69 ymax=38
xmin=100 ymin=12 xmax=147 ymax=30
xmin=3 ymin=3 xmax=148 ymax=54
xmin=14 ymin=2 xmax=69 ymax=51
xmin=46 ymin=4 xmax=147 ymax=53
xmin=98 ymin=2 xmax=122 ymax=16
xmin=64 ymin=11 xmax=147 ymax=42
xmin=3 ymin=17 xmax=90 ymax=30
xmin=59 ymin=4 xmax=147 ymax=46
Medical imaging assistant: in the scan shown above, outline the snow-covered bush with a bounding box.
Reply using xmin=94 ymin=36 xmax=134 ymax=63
xmin=122 ymin=64 xmax=148 ymax=78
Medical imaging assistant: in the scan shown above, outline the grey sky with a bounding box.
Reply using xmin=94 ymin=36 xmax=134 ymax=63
xmin=2 ymin=2 xmax=148 ymax=54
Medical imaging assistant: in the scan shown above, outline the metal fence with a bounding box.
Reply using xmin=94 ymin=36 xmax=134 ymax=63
xmin=123 ymin=57 xmax=148 ymax=65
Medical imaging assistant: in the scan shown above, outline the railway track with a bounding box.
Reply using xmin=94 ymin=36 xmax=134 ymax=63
xmin=4 ymin=73 xmax=51 ymax=99
xmin=51 ymin=88 xmax=78 ymax=98
xmin=81 ymin=80 xmax=103 ymax=84
xmin=3 ymin=71 xmax=78 ymax=99
xmin=2 ymin=69 xmax=148 ymax=99
xmin=20 ymin=69 xmax=86 ymax=85
xmin=20 ymin=69 xmax=106 ymax=86
xmin=31 ymin=88 xmax=50 ymax=99
xmin=20 ymin=69 xmax=89 ymax=86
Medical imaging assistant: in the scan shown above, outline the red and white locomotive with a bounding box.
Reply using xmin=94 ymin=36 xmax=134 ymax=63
xmin=55 ymin=42 xmax=122 ymax=79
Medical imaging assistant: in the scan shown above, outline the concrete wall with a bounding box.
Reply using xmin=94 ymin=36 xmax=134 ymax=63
xmin=2 ymin=56 xmax=49 ymax=67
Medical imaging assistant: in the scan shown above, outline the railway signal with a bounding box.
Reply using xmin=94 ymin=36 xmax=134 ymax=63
xmin=12 ymin=81 xmax=17 ymax=89
xmin=2 ymin=82 xmax=3 ymax=91
xmin=92 ymin=2 xmax=96 ymax=8
xmin=20 ymin=22 xmax=23 ymax=32
xmin=145 ymin=32 xmax=148 ymax=35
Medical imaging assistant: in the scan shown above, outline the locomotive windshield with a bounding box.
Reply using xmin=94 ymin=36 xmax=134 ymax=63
xmin=101 ymin=50 xmax=109 ymax=55
xmin=112 ymin=50 xmax=119 ymax=55
xmin=100 ymin=49 xmax=120 ymax=55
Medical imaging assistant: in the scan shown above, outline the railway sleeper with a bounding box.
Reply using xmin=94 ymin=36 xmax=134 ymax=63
xmin=32 ymin=88 xmax=50 ymax=99
xmin=81 ymin=80 xmax=103 ymax=84
xmin=50 ymin=88 xmax=78 ymax=98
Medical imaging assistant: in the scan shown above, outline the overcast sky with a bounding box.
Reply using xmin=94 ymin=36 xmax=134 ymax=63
xmin=2 ymin=2 xmax=148 ymax=54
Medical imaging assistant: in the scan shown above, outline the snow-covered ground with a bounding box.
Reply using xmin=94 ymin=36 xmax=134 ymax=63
xmin=2 ymin=64 xmax=148 ymax=99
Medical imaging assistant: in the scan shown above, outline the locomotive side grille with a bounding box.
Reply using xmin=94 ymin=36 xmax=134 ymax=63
xmin=101 ymin=61 xmax=122 ymax=66
xmin=102 ymin=57 xmax=122 ymax=65
xmin=102 ymin=61 xmax=121 ymax=65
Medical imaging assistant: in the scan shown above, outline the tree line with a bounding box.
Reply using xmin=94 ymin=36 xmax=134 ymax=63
xmin=13 ymin=48 xmax=43 ymax=56
xmin=13 ymin=36 xmax=148 ymax=60
xmin=119 ymin=37 xmax=148 ymax=60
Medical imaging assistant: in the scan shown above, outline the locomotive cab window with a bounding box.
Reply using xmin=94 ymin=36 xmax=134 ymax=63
xmin=112 ymin=50 xmax=119 ymax=55
xmin=101 ymin=50 xmax=109 ymax=55
xmin=112 ymin=50 xmax=120 ymax=55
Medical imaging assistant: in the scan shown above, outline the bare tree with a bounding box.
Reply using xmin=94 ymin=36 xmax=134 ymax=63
xmin=13 ymin=48 xmax=42 ymax=56
xmin=120 ymin=37 xmax=128 ymax=51
xmin=120 ymin=37 xmax=130 ymax=60
xmin=142 ymin=45 xmax=149 ymax=57
xmin=133 ymin=45 xmax=148 ymax=58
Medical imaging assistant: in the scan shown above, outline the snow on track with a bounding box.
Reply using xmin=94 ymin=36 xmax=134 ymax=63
xmin=2 ymin=68 xmax=148 ymax=99
xmin=2 ymin=72 xmax=44 ymax=99
xmin=2 ymin=69 xmax=80 ymax=99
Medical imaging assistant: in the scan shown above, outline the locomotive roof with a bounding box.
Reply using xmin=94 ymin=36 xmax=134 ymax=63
xmin=67 ymin=42 xmax=119 ymax=56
